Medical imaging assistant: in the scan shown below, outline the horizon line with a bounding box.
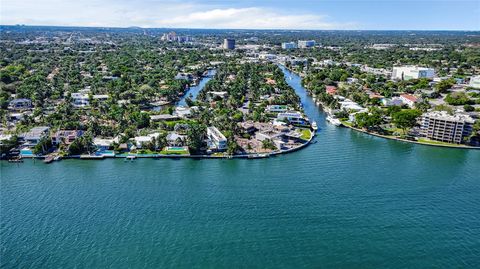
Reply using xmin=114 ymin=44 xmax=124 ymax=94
xmin=1 ymin=24 xmax=479 ymax=32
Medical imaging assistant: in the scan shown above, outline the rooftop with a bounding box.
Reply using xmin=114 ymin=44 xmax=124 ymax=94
xmin=423 ymin=111 xmax=475 ymax=123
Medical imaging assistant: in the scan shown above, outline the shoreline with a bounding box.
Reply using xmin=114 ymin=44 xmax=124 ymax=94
xmin=283 ymin=66 xmax=480 ymax=151
xmin=342 ymin=123 xmax=480 ymax=150
xmin=10 ymin=130 xmax=316 ymax=161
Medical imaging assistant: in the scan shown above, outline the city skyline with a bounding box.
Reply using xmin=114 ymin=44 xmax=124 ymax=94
xmin=1 ymin=0 xmax=479 ymax=30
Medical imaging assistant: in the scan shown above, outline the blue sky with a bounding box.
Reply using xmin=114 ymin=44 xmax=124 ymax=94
xmin=1 ymin=0 xmax=479 ymax=30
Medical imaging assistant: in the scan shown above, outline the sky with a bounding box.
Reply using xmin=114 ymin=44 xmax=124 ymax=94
xmin=1 ymin=0 xmax=479 ymax=30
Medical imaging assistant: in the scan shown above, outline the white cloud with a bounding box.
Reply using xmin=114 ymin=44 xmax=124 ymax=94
xmin=156 ymin=7 xmax=351 ymax=29
xmin=0 ymin=0 xmax=353 ymax=29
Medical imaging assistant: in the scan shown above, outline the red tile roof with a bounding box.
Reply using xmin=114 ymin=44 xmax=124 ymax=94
xmin=400 ymin=94 xmax=418 ymax=102
xmin=326 ymin=86 xmax=337 ymax=95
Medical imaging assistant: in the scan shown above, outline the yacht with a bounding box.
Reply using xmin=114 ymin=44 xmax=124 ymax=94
xmin=326 ymin=115 xmax=342 ymax=126
xmin=311 ymin=121 xmax=318 ymax=130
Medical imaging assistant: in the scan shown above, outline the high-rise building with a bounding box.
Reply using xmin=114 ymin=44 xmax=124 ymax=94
xmin=298 ymin=40 xmax=316 ymax=48
xmin=281 ymin=42 xmax=297 ymax=49
xmin=223 ymin=39 xmax=235 ymax=50
xmin=420 ymin=111 xmax=475 ymax=144
xmin=391 ymin=66 xmax=435 ymax=80
xmin=161 ymin=32 xmax=193 ymax=43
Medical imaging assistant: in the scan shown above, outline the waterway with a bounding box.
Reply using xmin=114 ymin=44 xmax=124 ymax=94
xmin=1 ymin=66 xmax=479 ymax=268
xmin=177 ymin=69 xmax=216 ymax=106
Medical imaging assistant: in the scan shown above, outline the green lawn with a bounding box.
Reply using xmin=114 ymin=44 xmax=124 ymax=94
xmin=159 ymin=148 xmax=190 ymax=155
xmin=299 ymin=128 xmax=312 ymax=140
xmin=417 ymin=138 xmax=466 ymax=147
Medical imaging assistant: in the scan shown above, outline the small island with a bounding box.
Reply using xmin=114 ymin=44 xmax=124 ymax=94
xmin=1 ymin=44 xmax=315 ymax=161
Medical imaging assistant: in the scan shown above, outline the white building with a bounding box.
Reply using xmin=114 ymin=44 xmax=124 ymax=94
xmin=339 ymin=100 xmax=364 ymax=112
xmin=20 ymin=126 xmax=50 ymax=146
xmin=207 ymin=126 xmax=227 ymax=151
xmin=391 ymin=66 xmax=435 ymax=80
xmin=469 ymin=75 xmax=480 ymax=89
xmin=175 ymin=106 xmax=192 ymax=118
xmin=8 ymin=98 xmax=32 ymax=110
xmin=420 ymin=111 xmax=475 ymax=144
xmin=277 ymin=112 xmax=306 ymax=125
xmin=399 ymin=94 xmax=419 ymax=108
xmin=281 ymin=42 xmax=297 ymax=49
xmin=381 ymin=97 xmax=403 ymax=107
xmin=71 ymin=92 xmax=90 ymax=107
xmin=93 ymin=137 xmax=119 ymax=151
xmin=133 ymin=133 xmax=161 ymax=148
xmin=258 ymin=53 xmax=276 ymax=60
xmin=266 ymin=105 xmax=289 ymax=113
xmin=298 ymin=40 xmax=316 ymax=48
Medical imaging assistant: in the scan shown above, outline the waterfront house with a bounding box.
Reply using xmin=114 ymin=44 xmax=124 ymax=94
xmin=277 ymin=111 xmax=307 ymax=125
xmin=93 ymin=137 xmax=118 ymax=151
xmin=166 ymin=132 xmax=187 ymax=147
xmin=133 ymin=133 xmax=161 ymax=149
xmin=239 ymin=121 xmax=257 ymax=134
xmin=207 ymin=126 xmax=227 ymax=151
xmin=255 ymin=131 xmax=286 ymax=150
xmin=20 ymin=126 xmax=50 ymax=146
xmin=52 ymin=130 xmax=84 ymax=145
xmin=339 ymin=100 xmax=364 ymax=112
xmin=8 ymin=98 xmax=32 ymax=110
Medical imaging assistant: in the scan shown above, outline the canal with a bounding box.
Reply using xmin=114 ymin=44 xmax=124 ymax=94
xmin=1 ymin=65 xmax=479 ymax=268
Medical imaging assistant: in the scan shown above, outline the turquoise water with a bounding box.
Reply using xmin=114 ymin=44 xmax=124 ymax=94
xmin=177 ymin=69 xmax=216 ymax=106
xmin=166 ymin=147 xmax=187 ymax=151
xmin=1 ymin=67 xmax=480 ymax=268
xmin=19 ymin=149 xmax=33 ymax=157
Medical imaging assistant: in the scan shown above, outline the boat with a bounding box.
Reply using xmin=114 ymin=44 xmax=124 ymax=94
xmin=80 ymin=154 xmax=105 ymax=159
xmin=326 ymin=115 xmax=342 ymax=126
xmin=8 ymin=157 xmax=23 ymax=163
xmin=311 ymin=121 xmax=318 ymax=130
xmin=125 ymin=155 xmax=136 ymax=161
xmin=44 ymin=155 xmax=54 ymax=164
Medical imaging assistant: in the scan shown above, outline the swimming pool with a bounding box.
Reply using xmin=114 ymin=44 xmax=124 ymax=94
xmin=96 ymin=150 xmax=115 ymax=157
xmin=20 ymin=148 xmax=34 ymax=157
xmin=166 ymin=147 xmax=188 ymax=151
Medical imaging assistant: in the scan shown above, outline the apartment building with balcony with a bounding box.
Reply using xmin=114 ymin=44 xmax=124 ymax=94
xmin=420 ymin=111 xmax=475 ymax=144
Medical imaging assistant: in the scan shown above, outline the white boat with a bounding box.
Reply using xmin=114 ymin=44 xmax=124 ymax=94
xmin=311 ymin=121 xmax=318 ymax=130
xmin=326 ymin=115 xmax=342 ymax=126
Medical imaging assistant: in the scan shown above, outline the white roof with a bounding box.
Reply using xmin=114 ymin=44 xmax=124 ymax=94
xmin=93 ymin=137 xmax=118 ymax=146
xmin=423 ymin=111 xmax=474 ymax=123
